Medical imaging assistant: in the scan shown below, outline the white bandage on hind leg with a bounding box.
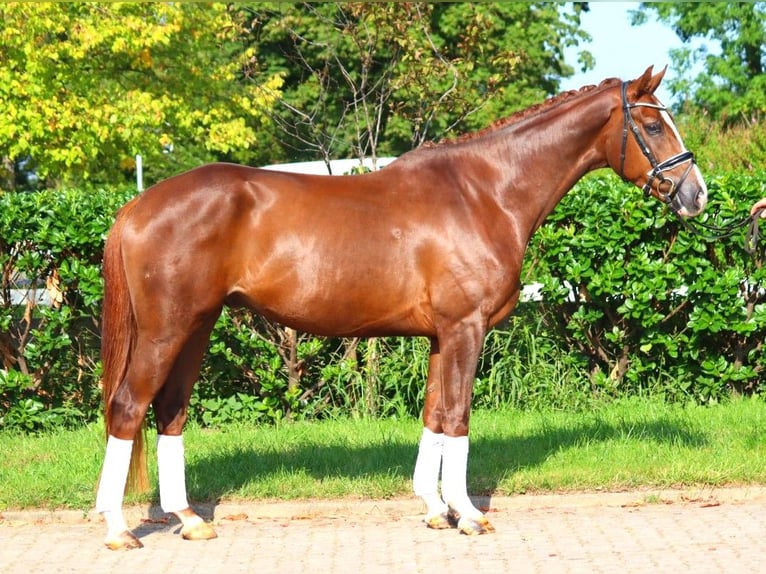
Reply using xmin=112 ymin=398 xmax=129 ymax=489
xmin=96 ymin=435 xmax=133 ymax=534
xmin=157 ymin=434 xmax=190 ymax=513
xmin=413 ymin=427 xmax=448 ymax=517
xmin=441 ymin=435 xmax=483 ymax=520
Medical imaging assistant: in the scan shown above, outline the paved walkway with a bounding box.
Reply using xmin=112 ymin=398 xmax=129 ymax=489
xmin=2 ymin=487 xmax=766 ymax=573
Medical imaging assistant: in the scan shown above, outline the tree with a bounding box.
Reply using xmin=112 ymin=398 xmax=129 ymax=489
xmin=238 ymin=2 xmax=592 ymax=165
xmin=632 ymin=2 xmax=766 ymax=121
xmin=0 ymin=2 xmax=283 ymax=189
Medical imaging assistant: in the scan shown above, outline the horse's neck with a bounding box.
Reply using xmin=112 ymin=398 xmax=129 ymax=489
xmin=485 ymin=90 xmax=615 ymax=233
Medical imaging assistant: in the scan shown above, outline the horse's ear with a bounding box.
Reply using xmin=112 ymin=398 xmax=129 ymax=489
xmin=630 ymin=65 xmax=666 ymax=97
xmin=645 ymin=65 xmax=667 ymax=94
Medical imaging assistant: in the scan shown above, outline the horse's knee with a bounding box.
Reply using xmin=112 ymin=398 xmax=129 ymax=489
xmin=423 ymin=409 xmax=444 ymax=434
xmin=442 ymin=412 xmax=469 ymax=437
xmin=424 ymin=404 xmax=469 ymax=436
xmin=424 ymin=408 xmax=467 ymax=437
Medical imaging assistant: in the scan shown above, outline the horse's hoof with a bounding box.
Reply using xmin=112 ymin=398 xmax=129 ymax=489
xmin=458 ymin=516 xmax=496 ymax=536
xmin=181 ymin=521 xmax=218 ymax=541
xmin=104 ymin=530 xmax=143 ymax=550
xmin=425 ymin=512 xmax=453 ymax=530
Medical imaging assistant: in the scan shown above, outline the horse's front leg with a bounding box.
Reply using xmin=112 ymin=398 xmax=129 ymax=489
xmin=437 ymin=320 xmax=495 ymax=535
xmin=413 ymin=339 xmax=452 ymax=528
xmin=441 ymin=434 xmax=494 ymax=535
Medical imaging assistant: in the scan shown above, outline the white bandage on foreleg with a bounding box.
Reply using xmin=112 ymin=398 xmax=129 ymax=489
xmin=413 ymin=427 xmax=447 ymax=517
xmin=157 ymin=434 xmax=190 ymax=513
xmin=413 ymin=428 xmax=444 ymax=496
xmin=441 ymin=435 xmax=482 ymax=519
xmin=96 ymin=435 xmax=133 ymax=534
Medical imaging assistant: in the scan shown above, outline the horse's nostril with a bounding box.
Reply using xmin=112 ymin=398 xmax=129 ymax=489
xmin=696 ymin=188 xmax=707 ymax=207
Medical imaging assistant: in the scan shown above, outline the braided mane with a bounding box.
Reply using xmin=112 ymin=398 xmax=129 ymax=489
xmin=431 ymin=77 xmax=621 ymax=147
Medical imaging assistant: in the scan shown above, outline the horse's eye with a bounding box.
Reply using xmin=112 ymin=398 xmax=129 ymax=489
xmin=646 ymin=122 xmax=663 ymax=136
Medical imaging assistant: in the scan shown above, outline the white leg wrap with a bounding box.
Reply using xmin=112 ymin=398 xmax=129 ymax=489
xmin=441 ymin=435 xmax=483 ymax=520
xmin=157 ymin=434 xmax=190 ymax=513
xmin=96 ymin=436 xmax=133 ymax=535
xmin=413 ymin=428 xmax=448 ymax=518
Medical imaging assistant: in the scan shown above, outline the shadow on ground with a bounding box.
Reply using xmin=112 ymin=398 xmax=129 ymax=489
xmin=182 ymin=414 xmax=707 ymax=506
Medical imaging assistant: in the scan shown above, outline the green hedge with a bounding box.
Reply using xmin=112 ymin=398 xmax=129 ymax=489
xmin=0 ymin=188 xmax=134 ymax=430
xmin=527 ymin=171 xmax=766 ymax=402
xmin=2 ymin=172 xmax=765 ymax=431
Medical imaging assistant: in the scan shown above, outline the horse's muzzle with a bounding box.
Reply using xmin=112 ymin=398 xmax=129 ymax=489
xmin=673 ymin=181 xmax=708 ymax=218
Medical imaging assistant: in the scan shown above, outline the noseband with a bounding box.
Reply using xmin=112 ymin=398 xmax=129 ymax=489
xmin=619 ymin=81 xmax=696 ymax=205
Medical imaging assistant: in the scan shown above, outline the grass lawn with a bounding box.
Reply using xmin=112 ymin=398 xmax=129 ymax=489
xmin=2 ymin=396 xmax=766 ymax=511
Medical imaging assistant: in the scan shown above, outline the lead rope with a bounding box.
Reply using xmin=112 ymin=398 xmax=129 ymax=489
xmin=671 ymin=207 xmax=763 ymax=256
xmin=746 ymin=208 xmax=763 ymax=255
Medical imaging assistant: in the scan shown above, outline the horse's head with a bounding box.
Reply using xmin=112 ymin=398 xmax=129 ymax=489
xmin=606 ymin=66 xmax=707 ymax=218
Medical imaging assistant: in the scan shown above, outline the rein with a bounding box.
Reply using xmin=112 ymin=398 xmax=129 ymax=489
xmin=675 ymin=207 xmax=764 ymax=255
xmin=619 ymin=81 xmax=763 ymax=255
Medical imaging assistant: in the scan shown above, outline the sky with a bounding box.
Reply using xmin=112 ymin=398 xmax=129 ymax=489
xmin=560 ymin=2 xmax=686 ymax=105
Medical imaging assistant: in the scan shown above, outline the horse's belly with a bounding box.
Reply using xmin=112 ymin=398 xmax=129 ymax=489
xmin=230 ymin=273 xmax=434 ymax=338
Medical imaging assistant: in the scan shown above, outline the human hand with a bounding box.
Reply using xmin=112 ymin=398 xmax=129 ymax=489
xmin=751 ymin=198 xmax=766 ymax=218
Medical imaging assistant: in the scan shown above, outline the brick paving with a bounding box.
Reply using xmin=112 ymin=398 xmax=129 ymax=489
xmin=2 ymin=487 xmax=765 ymax=574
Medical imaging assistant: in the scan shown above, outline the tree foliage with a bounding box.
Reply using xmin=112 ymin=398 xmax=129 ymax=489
xmin=0 ymin=2 xmax=282 ymax=189
xmin=632 ymin=2 xmax=766 ymax=122
xmin=239 ymin=2 xmax=592 ymax=164
xmin=0 ymin=2 xmax=594 ymax=186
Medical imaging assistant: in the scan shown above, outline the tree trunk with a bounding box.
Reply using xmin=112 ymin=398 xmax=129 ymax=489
xmin=1 ymin=156 xmax=15 ymax=191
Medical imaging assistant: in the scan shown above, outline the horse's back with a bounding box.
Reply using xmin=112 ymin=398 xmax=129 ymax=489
xmin=113 ymin=160 xmax=519 ymax=338
xmin=111 ymin=163 xmax=433 ymax=335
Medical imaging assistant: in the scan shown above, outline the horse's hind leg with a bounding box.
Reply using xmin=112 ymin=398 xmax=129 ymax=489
xmin=97 ymin=436 xmax=142 ymax=549
xmin=153 ymin=315 xmax=219 ymax=542
xmin=97 ymin=333 xmax=187 ymax=550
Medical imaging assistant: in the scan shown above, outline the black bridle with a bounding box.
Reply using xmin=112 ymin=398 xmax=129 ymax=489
xmin=619 ymin=81 xmax=762 ymax=255
xmin=619 ymin=81 xmax=696 ymax=206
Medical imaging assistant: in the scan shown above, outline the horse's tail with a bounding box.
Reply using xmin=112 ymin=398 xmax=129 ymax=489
xmin=101 ymin=197 xmax=149 ymax=494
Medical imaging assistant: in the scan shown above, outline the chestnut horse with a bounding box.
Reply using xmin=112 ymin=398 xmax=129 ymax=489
xmin=96 ymin=66 xmax=707 ymax=549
